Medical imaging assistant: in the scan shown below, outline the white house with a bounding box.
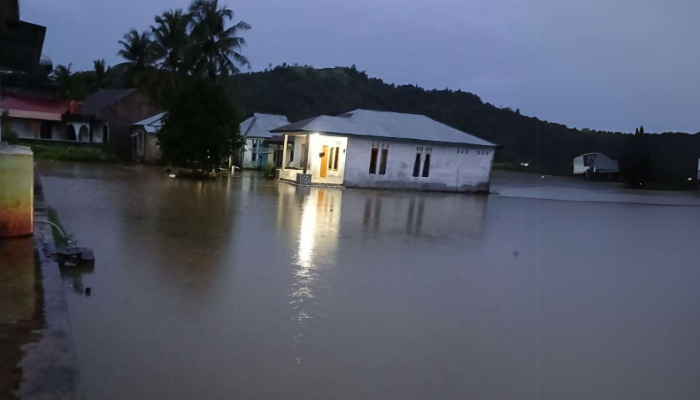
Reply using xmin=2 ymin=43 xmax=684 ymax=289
xmin=271 ymin=109 xmax=498 ymax=192
xmin=237 ymin=113 xmax=290 ymax=169
xmin=0 ymin=94 xmax=69 ymax=140
xmin=573 ymin=152 xmax=619 ymax=178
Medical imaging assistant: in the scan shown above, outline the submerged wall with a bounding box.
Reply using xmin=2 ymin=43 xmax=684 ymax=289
xmin=0 ymin=145 xmax=33 ymax=237
xmin=343 ymin=137 xmax=494 ymax=192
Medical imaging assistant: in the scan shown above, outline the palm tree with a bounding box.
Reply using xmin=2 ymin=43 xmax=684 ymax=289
xmin=51 ymin=64 xmax=73 ymax=99
xmin=151 ymin=9 xmax=192 ymax=74
xmin=117 ymin=29 xmax=153 ymax=86
xmin=93 ymin=59 xmax=107 ymax=89
xmin=188 ymin=0 xmax=251 ymax=81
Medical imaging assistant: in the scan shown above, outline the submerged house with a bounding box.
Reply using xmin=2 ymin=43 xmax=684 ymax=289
xmin=236 ymin=113 xmax=291 ymax=169
xmin=132 ymin=112 xmax=165 ymax=163
xmin=271 ymin=109 xmax=498 ymax=192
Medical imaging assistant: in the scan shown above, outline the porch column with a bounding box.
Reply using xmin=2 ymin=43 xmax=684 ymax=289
xmin=281 ymin=134 xmax=288 ymax=171
xmin=303 ymin=133 xmax=311 ymax=174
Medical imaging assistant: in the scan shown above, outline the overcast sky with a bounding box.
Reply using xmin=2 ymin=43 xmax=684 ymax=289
xmin=20 ymin=0 xmax=700 ymax=133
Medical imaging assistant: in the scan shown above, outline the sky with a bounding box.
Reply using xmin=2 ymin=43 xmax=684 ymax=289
xmin=20 ymin=0 xmax=700 ymax=133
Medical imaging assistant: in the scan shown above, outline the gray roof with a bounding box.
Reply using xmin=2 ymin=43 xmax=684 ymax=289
xmin=271 ymin=109 xmax=497 ymax=147
xmin=79 ymin=89 xmax=137 ymax=116
xmin=133 ymin=112 xmax=166 ymax=133
xmin=240 ymin=113 xmax=290 ymax=138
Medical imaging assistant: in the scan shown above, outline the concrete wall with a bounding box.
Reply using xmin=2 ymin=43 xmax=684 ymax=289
xmin=306 ymin=134 xmax=347 ymax=184
xmin=7 ymin=118 xmax=66 ymax=140
xmin=343 ymin=137 xmax=494 ymax=192
xmin=240 ymin=137 xmax=274 ymax=169
xmin=132 ymin=127 xmax=162 ymax=164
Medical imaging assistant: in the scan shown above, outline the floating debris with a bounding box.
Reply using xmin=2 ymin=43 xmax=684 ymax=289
xmin=56 ymin=246 xmax=95 ymax=268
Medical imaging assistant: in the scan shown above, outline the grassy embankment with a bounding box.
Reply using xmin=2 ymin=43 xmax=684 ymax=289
xmin=30 ymin=145 xmax=120 ymax=163
xmin=47 ymin=207 xmax=74 ymax=246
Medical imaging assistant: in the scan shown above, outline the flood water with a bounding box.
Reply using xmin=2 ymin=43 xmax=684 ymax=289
xmin=38 ymin=161 xmax=700 ymax=400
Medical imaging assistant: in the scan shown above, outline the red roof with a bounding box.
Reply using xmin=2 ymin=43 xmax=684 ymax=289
xmin=1 ymin=95 xmax=69 ymax=114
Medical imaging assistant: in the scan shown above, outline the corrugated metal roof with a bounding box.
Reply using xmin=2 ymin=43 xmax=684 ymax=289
xmin=271 ymin=109 xmax=497 ymax=147
xmin=240 ymin=113 xmax=290 ymax=138
xmin=78 ymin=89 xmax=137 ymax=116
xmin=133 ymin=112 xmax=166 ymax=133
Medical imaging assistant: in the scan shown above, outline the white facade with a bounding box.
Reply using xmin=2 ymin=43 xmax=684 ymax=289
xmin=240 ymin=137 xmax=274 ymax=169
xmin=344 ymin=137 xmax=494 ymax=192
xmin=6 ymin=117 xmax=108 ymax=143
xmin=278 ymin=134 xmax=493 ymax=192
xmin=273 ymin=109 xmax=497 ymax=192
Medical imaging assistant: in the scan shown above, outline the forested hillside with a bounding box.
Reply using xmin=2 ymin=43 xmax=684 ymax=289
xmin=226 ymin=65 xmax=642 ymax=175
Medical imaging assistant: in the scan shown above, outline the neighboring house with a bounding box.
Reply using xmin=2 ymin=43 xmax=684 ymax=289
xmin=0 ymin=94 xmax=69 ymax=139
xmin=64 ymin=89 xmax=160 ymax=155
xmin=271 ymin=109 xmax=498 ymax=192
xmin=237 ymin=113 xmax=291 ymax=169
xmin=573 ymin=152 xmax=619 ymax=178
xmin=132 ymin=112 xmax=165 ymax=163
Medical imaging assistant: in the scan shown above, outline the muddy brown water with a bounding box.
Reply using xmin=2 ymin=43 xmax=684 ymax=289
xmin=37 ymin=161 xmax=700 ymax=400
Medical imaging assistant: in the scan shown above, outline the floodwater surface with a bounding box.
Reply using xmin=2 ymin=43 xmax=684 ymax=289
xmin=38 ymin=161 xmax=700 ymax=400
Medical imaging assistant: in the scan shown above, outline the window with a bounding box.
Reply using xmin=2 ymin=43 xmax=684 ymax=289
xmin=333 ymin=147 xmax=340 ymax=170
xmin=103 ymin=125 xmax=109 ymax=143
xmin=328 ymin=147 xmax=335 ymax=171
xmin=422 ymin=154 xmax=431 ymax=177
xmin=413 ymin=153 xmax=421 ymax=177
xmin=369 ymin=148 xmax=378 ymax=174
xmin=379 ymin=149 xmax=388 ymax=175
xmin=40 ymin=122 xmax=52 ymax=139
xmin=252 ymin=140 xmax=257 ymax=162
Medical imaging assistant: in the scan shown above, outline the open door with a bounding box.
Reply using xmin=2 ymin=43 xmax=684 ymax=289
xmin=320 ymin=145 xmax=329 ymax=178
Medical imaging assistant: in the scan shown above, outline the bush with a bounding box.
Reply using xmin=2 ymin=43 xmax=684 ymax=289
xmin=30 ymin=145 xmax=119 ymax=162
xmin=262 ymin=163 xmax=276 ymax=178
xmin=3 ymin=129 xmax=20 ymax=145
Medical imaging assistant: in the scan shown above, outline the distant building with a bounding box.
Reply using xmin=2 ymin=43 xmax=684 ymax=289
xmin=132 ymin=112 xmax=165 ymax=163
xmin=573 ymin=152 xmax=619 ymax=178
xmin=64 ymin=89 xmax=160 ymax=155
xmin=0 ymin=94 xmax=68 ymax=139
xmin=236 ymin=113 xmax=290 ymax=169
xmin=271 ymin=109 xmax=498 ymax=192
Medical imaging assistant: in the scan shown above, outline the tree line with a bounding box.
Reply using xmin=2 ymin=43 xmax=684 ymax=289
xmin=50 ymin=0 xmax=250 ymax=104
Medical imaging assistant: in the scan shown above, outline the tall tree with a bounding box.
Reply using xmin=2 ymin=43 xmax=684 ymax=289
xmin=51 ymin=64 xmax=74 ymax=99
xmin=639 ymin=126 xmax=645 ymax=135
xmin=188 ymin=0 xmax=251 ymax=81
xmin=117 ymin=29 xmax=153 ymax=86
xmin=93 ymin=59 xmax=107 ymax=89
xmin=151 ymin=9 xmax=192 ymax=73
xmin=158 ymin=78 xmax=244 ymax=173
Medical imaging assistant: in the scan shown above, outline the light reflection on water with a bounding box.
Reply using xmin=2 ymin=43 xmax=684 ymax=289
xmin=290 ymin=189 xmax=341 ymax=359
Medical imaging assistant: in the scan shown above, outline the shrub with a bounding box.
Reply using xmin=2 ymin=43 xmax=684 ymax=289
xmin=3 ymin=129 xmax=20 ymax=145
xmin=30 ymin=145 xmax=119 ymax=162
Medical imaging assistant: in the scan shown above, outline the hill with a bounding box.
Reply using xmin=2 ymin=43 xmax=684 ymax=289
xmin=225 ymin=65 xmax=638 ymax=175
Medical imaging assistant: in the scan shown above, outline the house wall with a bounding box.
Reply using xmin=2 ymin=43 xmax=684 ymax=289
xmin=90 ymin=122 xmax=108 ymax=143
xmin=96 ymin=91 xmax=160 ymax=157
xmin=290 ymin=137 xmax=305 ymax=169
xmin=145 ymin=132 xmax=162 ymax=163
xmin=306 ymin=134 xmax=348 ymax=184
xmin=6 ymin=118 xmax=39 ymax=138
xmin=343 ymin=137 xmax=495 ymax=192
xmin=240 ymin=137 xmax=274 ymax=169
xmin=5 ymin=118 xmax=66 ymax=140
